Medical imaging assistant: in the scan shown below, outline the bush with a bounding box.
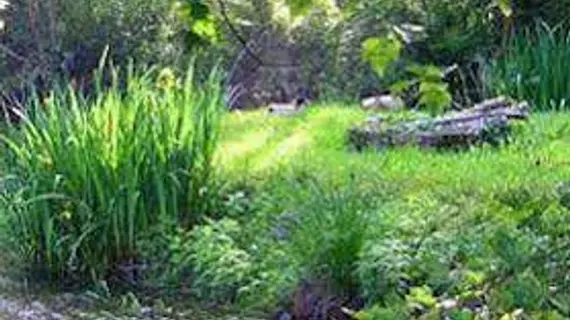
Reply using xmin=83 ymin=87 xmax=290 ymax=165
xmin=281 ymin=175 xmax=385 ymax=296
xmin=0 ymin=0 xmax=223 ymax=98
xmin=0 ymin=61 xmax=224 ymax=285
xmin=185 ymin=217 xmax=256 ymax=302
xmin=149 ymin=171 xmax=388 ymax=309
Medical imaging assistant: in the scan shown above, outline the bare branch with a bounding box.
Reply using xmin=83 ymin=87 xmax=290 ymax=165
xmin=215 ymin=0 xmax=301 ymax=68
xmin=0 ymin=43 xmax=27 ymax=63
xmin=215 ymin=0 xmax=265 ymax=65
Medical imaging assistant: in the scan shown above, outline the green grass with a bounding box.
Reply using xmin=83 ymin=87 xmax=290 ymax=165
xmin=216 ymin=105 xmax=570 ymax=190
xmin=207 ymin=104 xmax=570 ymax=317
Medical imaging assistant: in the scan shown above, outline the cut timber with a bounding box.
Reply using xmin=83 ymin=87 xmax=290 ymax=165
xmin=348 ymin=96 xmax=530 ymax=151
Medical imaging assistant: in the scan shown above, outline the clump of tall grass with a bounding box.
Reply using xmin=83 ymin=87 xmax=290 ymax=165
xmin=486 ymin=21 xmax=570 ymax=111
xmin=0 ymin=60 xmax=224 ymax=284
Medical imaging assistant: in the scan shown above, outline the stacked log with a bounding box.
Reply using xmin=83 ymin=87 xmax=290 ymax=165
xmin=348 ymin=97 xmax=530 ymax=151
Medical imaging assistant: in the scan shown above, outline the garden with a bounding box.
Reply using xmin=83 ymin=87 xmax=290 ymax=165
xmin=2 ymin=0 xmax=570 ymax=319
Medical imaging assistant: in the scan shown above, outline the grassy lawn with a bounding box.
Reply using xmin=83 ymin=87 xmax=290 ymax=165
xmin=217 ymin=104 xmax=570 ymax=195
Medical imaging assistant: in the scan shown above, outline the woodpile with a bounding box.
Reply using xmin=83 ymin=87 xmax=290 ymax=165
xmin=348 ymin=96 xmax=530 ymax=151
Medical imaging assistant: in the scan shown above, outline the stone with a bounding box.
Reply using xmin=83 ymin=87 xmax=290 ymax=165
xmin=360 ymin=94 xmax=405 ymax=111
xmin=267 ymin=96 xmax=310 ymax=116
xmin=438 ymin=299 xmax=458 ymax=310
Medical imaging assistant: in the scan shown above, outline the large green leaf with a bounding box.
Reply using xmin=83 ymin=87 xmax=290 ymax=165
xmin=191 ymin=15 xmax=219 ymax=43
xmin=361 ymin=36 xmax=402 ymax=77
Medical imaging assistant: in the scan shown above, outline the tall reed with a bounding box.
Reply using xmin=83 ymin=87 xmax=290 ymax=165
xmin=486 ymin=21 xmax=570 ymax=111
xmin=0 ymin=60 xmax=224 ymax=284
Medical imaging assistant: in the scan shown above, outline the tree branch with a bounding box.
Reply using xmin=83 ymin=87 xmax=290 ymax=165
xmin=0 ymin=43 xmax=27 ymax=63
xmin=215 ymin=0 xmax=301 ymax=68
xmin=215 ymin=0 xmax=265 ymax=66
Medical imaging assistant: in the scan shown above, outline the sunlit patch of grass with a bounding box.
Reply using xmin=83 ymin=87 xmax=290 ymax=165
xmin=218 ymin=104 xmax=570 ymax=200
xmin=216 ymin=129 xmax=276 ymax=166
xmin=254 ymin=126 xmax=313 ymax=170
xmin=217 ymin=104 xmax=367 ymax=174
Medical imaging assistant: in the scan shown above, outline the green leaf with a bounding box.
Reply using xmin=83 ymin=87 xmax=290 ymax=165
xmin=285 ymin=0 xmax=315 ymax=17
xmin=450 ymin=310 xmax=475 ymax=320
xmin=463 ymin=270 xmax=486 ymax=287
xmin=407 ymin=64 xmax=444 ymax=81
xmin=362 ymin=36 xmax=402 ymax=77
xmin=418 ymin=82 xmax=452 ymax=115
xmin=390 ymin=80 xmax=411 ymax=94
xmin=406 ymin=285 xmax=438 ymax=308
xmin=191 ymin=16 xmax=218 ymax=42
xmin=406 ymin=63 xmax=427 ymax=77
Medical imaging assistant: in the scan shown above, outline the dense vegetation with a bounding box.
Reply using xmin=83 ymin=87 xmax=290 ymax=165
xmin=2 ymin=0 xmax=570 ymax=319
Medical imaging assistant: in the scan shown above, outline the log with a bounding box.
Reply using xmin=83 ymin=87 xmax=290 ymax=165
xmin=348 ymin=97 xmax=530 ymax=151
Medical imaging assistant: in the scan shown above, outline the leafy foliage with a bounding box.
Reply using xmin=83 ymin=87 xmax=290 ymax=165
xmin=187 ymin=218 xmax=256 ymax=302
xmin=4 ymin=1 xmax=570 ymax=319
xmin=362 ymin=34 xmax=452 ymax=114
xmin=361 ymin=35 xmax=402 ymax=78
xmin=407 ymin=64 xmax=453 ymax=115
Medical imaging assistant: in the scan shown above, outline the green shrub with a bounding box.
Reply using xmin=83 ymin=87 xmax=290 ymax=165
xmin=185 ymin=217 xmax=256 ymax=303
xmin=0 ymin=61 xmax=224 ymax=284
xmin=486 ymin=22 xmax=570 ymax=111
xmin=0 ymin=0 xmax=224 ymax=95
